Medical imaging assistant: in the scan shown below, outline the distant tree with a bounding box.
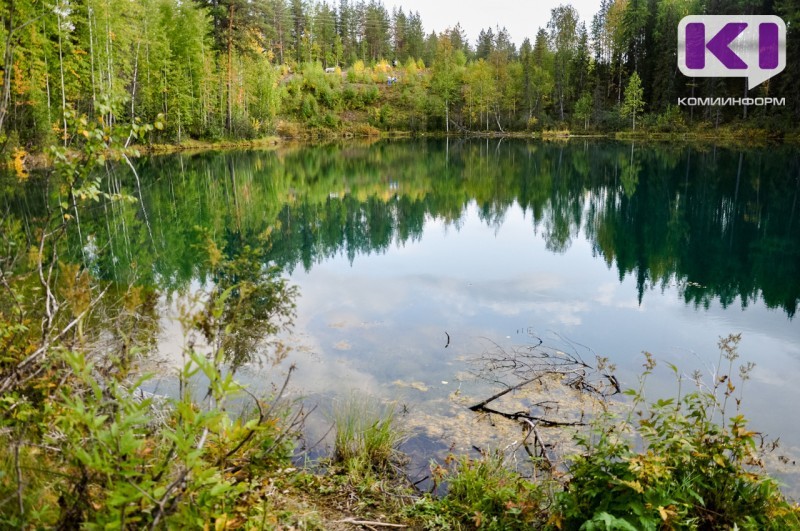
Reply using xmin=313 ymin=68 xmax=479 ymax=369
xmin=547 ymin=5 xmax=580 ymax=121
xmin=494 ymin=26 xmax=516 ymax=60
xmin=405 ymin=11 xmax=425 ymax=60
xmin=463 ymin=59 xmax=495 ymax=130
xmin=447 ymin=23 xmax=470 ymax=58
xmin=363 ymin=0 xmax=391 ymax=62
xmin=392 ymin=7 xmax=408 ymax=62
xmin=338 ymin=0 xmax=357 ymax=63
xmin=574 ymin=92 xmax=593 ymax=130
xmin=431 ymin=34 xmax=462 ymax=132
xmin=475 ymin=27 xmax=494 ymax=60
xmin=422 ymin=31 xmax=438 ymax=66
xmin=314 ymin=2 xmax=339 ymax=67
xmin=290 ymin=0 xmax=305 ymax=64
xmin=622 ymin=71 xmax=644 ymax=130
xmin=571 ymin=23 xmax=591 ymax=97
xmin=532 ymin=28 xmax=550 ymax=68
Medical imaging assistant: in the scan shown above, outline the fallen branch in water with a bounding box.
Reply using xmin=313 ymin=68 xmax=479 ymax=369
xmin=520 ymin=418 xmax=554 ymax=471
xmin=467 ymin=335 xmax=619 ymax=419
xmin=464 ymin=335 xmax=620 ymax=477
xmin=472 ymin=404 xmax=586 ymax=427
xmin=468 ymin=376 xmax=542 ymax=411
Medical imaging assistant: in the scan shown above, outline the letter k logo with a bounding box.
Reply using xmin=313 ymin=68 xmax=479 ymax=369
xmin=686 ymin=22 xmax=748 ymax=69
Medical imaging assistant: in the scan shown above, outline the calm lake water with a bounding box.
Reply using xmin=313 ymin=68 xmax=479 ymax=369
xmin=5 ymin=138 xmax=800 ymax=490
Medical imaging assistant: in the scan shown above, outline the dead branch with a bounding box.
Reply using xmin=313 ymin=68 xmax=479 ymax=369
xmin=472 ymin=405 xmax=586 ymax=427
xmin=469 ymin=376 xmax=542 ymax=411
xmin=0 ymin=285 xmax=110 ymax=394
xmin=520 ymin=418 xmax=554 ymax=470
xmin=465 ymin=335 xmax=620 ymax=474
xmin=333 ymin=517 xmax=407 ymax=528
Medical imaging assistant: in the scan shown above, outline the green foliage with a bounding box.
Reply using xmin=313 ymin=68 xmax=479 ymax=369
xmin=621 ymin=72 xmax=645 ymax=131
xmin=0 ymin=344 xmax=297 ymax=528
xmin=555 ymin=337 xmax=800 ymax=530
xmin=407 ymin=452 xmax=547 ymax=530
xmin=50 ymin=97 xmax=153 ymax=208
xmin=574 ymin=92 xmax=593 ymax=130
xmin=361 ymin=85 xmax=380 ymax=105
xmin=653 ymin=105 xmax=687 ymax=132
xmin=0 ymin=238 xmax=298 ymax=527
xmin=4 ymin=0 xmax=800 ymax=147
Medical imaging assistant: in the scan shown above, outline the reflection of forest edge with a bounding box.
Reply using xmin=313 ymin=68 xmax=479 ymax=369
xmin=4 ymin=139 xmax=799 ymax=317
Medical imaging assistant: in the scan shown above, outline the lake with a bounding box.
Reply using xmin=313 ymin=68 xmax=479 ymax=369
xmin=5 ymin=138 xmax=800 ymax=491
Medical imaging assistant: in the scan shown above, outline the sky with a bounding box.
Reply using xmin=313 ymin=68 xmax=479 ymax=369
xmin=386 ymin=0 xmax=603 ymax=46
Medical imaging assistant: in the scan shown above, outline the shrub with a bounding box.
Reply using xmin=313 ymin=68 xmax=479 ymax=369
xmin=654 ymin=105 xmax=687 ymax=132
xmin=322 ymin=113 xmax=341 ymax=129
xmin=360 ymin=85 xmax=380 ymax=106
xmin=349 ymin=123 xmax=381 ymax=137
xmin=275 ymin=120 xmax=303 ymax=138
xmin=301 ymin=94 xmax=320 ymax=120
xmin=555 ymin=336 xmax=800 ymax=530
xmin=343 ymin=86 xmax=359 ymax=108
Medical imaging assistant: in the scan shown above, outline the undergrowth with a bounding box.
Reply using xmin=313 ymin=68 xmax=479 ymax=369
xmin=409 ymin=451 xmax=550 ymax=530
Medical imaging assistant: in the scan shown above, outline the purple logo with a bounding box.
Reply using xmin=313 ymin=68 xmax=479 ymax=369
xmin=678 ymin=16 xmax=786 ymax=90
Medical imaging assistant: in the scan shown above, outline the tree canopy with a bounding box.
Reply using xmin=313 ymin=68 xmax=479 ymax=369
xmin=1 ymin=0 xmax=799 ymax=150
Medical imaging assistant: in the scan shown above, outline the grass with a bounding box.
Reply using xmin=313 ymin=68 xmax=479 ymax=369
xmin=332 ymin=392 xmax=406 ymax=476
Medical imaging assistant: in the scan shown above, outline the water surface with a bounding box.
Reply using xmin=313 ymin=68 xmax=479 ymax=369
xmin=5 ymin=138 xmax=799 ymax=489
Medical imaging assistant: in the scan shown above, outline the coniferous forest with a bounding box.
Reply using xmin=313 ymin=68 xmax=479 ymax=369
xmin=2 ymin=0 xmax=800 ymax=151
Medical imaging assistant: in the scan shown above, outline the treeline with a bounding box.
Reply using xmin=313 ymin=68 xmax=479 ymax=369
xmin=2 ymin=0 xmax=799 ymax=149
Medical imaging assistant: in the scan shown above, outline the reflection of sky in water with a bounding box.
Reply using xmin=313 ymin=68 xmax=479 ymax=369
xmin=233 ymin=198 xmax=800 ymax=484
xmin=148 ymin=194 xmax=800 ymax=492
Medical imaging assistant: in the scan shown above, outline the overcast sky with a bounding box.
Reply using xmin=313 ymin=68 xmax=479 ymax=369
xmin=387 ymin=0 xmax=602 ymax=46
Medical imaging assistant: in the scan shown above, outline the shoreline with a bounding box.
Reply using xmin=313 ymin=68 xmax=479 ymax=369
xmin=7 ymin=125 xmax=795 ymax=173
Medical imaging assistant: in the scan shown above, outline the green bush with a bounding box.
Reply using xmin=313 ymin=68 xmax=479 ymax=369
xmin=555 ymin=336 xmax=800 ymax=530
xmin=654 ymin=105 xmax=687 ymax=132
xmin=322 ymin=113 xmax=341 ymax=129
xmin=360 ymin=85 xmax=380 ymax=106
xmin=0 ymin=346 xmax=297 ymax=529
xmin=343 ymin=86 xmax=359 ymax=108
xmin=301 ymin=94 xmax=320 ymax=120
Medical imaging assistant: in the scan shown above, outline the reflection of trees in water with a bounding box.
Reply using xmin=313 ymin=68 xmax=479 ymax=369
xmin=4 ymin=139 xmax=799 ymax=316
xmin=197 ymin=239 xmax=298 ymax=369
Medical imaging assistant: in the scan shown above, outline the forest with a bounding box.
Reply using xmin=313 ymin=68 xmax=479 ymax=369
xmin=2 ymin=0 xmax=800 ymax=151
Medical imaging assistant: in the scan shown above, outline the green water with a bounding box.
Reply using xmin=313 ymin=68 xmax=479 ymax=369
xmin=4 ymin=138 xmax=800 ymax=487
